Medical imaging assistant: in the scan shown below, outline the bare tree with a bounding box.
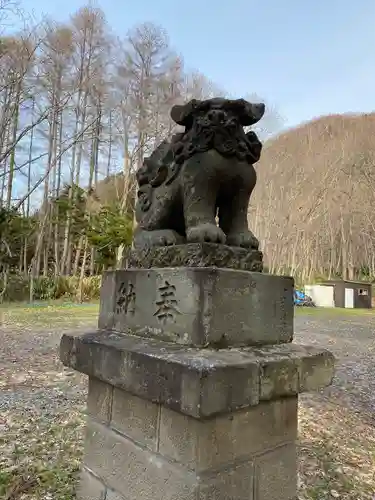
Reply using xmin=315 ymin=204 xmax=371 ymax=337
xmin=59 ymin=6 xmax=109 ymax=275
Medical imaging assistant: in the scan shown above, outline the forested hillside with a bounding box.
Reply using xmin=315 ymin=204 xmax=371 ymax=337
xmin=252 ymin=112 xmax=375 ymax=281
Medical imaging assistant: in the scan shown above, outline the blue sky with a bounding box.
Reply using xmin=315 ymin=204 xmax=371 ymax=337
xmin=15 ymin=0 xmax=375 ymax=129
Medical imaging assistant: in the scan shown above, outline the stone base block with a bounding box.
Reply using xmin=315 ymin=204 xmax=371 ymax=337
xmin=128 ymin=242 xmax=264 ymax=272
xmin=60 ymin=331 xmax=335 ymax=418
xmin=98 ymin=267 xmax=294 ymax=347
xmin=78 ymin=380 xmax=298 ymax=500
xmin=62 ymin=332 xmax=334 ymax=500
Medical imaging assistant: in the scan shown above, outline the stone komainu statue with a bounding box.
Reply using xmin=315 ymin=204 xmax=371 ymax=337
xmin=133 ymin=97 xmax=265 ymax=250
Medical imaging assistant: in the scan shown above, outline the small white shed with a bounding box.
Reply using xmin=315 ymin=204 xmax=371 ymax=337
xmin=304 ymin=284 xmax=334 ymax=308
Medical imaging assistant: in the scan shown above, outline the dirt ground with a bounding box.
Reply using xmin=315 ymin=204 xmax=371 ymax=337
xmin=1 ymin=304 xmax=375 ymax=499
xmin=294 ymin=311 xmax=375 ymax=417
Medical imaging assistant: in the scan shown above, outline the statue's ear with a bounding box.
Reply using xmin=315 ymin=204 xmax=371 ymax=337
xmin=236 ymin=99 xmax=266 ymax=126
xmin=170 ymin=99 xmax=200 ymax=128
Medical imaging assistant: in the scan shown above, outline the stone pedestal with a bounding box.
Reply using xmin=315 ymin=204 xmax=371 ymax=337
xmin=60 ymin=243 xmax=334 ymax=500
xmin=98 ymin=265 xmax=293 ymax=346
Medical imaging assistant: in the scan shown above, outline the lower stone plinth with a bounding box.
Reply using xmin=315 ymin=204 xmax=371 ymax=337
xmin=60 ymin=330 xmax=335 ymax=500
xmin=79 ymin=382 xmax=297 ymax=500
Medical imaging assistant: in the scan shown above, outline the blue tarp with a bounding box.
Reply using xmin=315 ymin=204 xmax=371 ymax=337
xmin=294 ymin=289 xmax=315 ymax=306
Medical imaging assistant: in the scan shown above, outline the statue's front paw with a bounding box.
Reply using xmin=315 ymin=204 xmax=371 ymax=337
xmin=226 ymin=231 xmax=259 ymax=249
xmin=187 ymin=223 xmax=226 ymax=244
xmin=133 ymin=229 xmax=185 ymax=249
xmin=158 ymin=230 xmax=185 ymax=246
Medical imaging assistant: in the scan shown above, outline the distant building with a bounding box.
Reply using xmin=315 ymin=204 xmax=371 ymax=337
xmin=305 ymin=280 xmax=372 ymax=309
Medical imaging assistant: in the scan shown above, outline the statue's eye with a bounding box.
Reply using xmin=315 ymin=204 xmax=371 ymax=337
xmin=197 ymin=116 xmax=211 ymax=127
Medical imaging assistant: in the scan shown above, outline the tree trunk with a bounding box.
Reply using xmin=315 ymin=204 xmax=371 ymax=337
xmin=77 ymin=237 xmax=88 ymax=303
xmin=6 ymin=88 xmax=20 ymax=208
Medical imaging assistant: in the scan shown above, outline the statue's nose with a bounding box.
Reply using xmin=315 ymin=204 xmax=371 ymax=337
xmin=208 ymin=109 xmax=226 ymax=122
xmin=252 ymin=103 xmax=265 ymax=120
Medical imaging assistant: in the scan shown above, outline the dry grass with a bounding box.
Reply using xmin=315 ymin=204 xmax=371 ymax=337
xmin=299 ymin=396 xmax=375 ymax=499
xmin=0 ymin=406 xmax=85 ymax=500
xmin=0 ymin=301 xmax=99 ymax=330
xmin=1 ymin=302 xmax=374 ymax=499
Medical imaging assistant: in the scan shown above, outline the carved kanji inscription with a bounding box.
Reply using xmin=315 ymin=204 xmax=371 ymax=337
xmin=116 ymin=282 xmax=136 ymax=315
xmin=153 ymin=280 xmax=181 ymax=325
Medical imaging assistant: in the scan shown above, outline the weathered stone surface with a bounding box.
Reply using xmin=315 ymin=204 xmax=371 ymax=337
xmin=76 ymin=467 xmax=106 ymax=500
xmin=111 ymin=387 xmax=159 ymax=450
xmin=254 ymin=444 xmax=297 ymax=500
xmin=158 ymin=397 xmax=297 ymax=472
xmin=60 ymin=331 xmax=335 ymax=418
xmin=84 ymin=418 xmax=198 ymax=500
xmin=128 ymin=243 xmax=263 ymax=272
xmin=106 ymin=490 xmax=125 ymax=500
xmin=79 ymin=407 xmax=296 ymax=500
xmin=98 ymin=267 xmax=293 ymax=347
xmin=87 ymin=378 xmax=113 ymax=424
xmin=97 ymin=271 xmax=116 ymax=330
xmin=252 ymin=343 xmax=334 ymax=399
xmin=299 ymin=345 xmax=336 ymax=392
xmin=198 ymin=461 xmax=254 ymax=500
xmin=133 ymin=98 xmax=265 ymax=252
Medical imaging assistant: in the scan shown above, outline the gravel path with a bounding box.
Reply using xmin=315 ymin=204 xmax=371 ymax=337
xmin=1 ymin=311 xmax=374 ymax=415
xmin=294 ymin=313 xmax=375 ymax=419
